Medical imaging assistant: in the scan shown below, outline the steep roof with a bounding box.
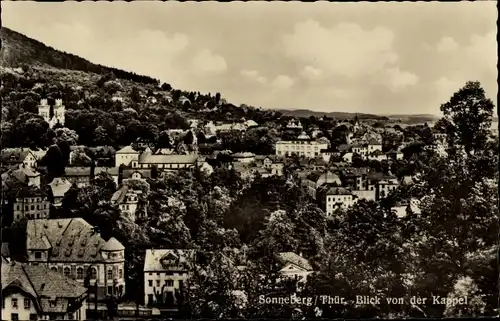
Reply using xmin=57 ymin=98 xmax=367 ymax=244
xmin=116 ymin=145 xmax=139 ymax=154
xmin=26 ymin=218 xmax=116 ymax=262
xmin=101 ymin=237 xmax=125 ymax=251
xmin=111 ymin=186 xmax=129 ymax=204
xmin=2 ymin=261 xmax=87 ymax=312
xmin=48 ymin=178 xmax=72 ymax=198
xmin=144 ymin=249 xmax=196 ymax=272
xmin=275 ymin=252 xmax=312 ymax=271
xmin=15 ymin=185 xmax=46 ymax=199
xmin=1 ymin=148 xmax=32 ymax=164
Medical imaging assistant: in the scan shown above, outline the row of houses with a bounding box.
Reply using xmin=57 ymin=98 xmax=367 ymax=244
xmin=2 ymin=216 xmax=313 ymax=319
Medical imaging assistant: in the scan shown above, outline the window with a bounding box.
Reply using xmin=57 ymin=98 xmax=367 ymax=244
xmin=165 ymin=280 xmax=174 ymax=287
xmin=64 ymin=267 xmax=70 ymax=277
xmin=107 ymin=286 xmax=112 ymax=295
xmin=119 ymin=269 xmax=123 ymax=279
xmin=51 ymin=267 xmax=57 ymax=272
xmin=12 ymin=298 xmax=18 ymax=308
xmin=34 ymin=251 xmax=42 ymax=259
xmin=24 ymin=298 xmax=30 ymax=309
xmin=31 ymin=205 xmax=35 ymax=211
xmin=91 ymin=268 xmax=97 ymax=279
xmin=77 ymin=267 xmax=83 ymax=279
xmin=107 ymin=269 xmax=113 ymax=279
xmin=25 ymin=206 xmax=29 ymax=211
xmin=11 ymin=314 xmax=19 ymax=321
xmin=148 ymin=280 xmax=153 ymax=287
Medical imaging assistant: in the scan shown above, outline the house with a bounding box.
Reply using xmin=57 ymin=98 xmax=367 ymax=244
xmin=48 ymin=178 xmax=72 ymax=208
xmin=2 ymin=261 xmax=88 ymax=321
xmin=244 ymin=119 xmax=258 ymax=128
xmin=257 ymin=156 xmax=284 ymax=176
xmin=275 ymin=132 xmax=329 ymax=159
xmin=285 ymin=119 xmax=303 ymax=130
xmin=94 ymin=167 xmax=120 ymax=186
xmin=123 ymin=169 xmax=152 ymax=181
xmin=10 ymin=167 xmax=41 ymax=188
xmin=274 ymin=252 xmax=313 ymax=285
xmin=26 ymin=218 xmax=126 ymax=300
xmin=303 ymin=171 xmax=342 ymax=200
xmin=386 ymin=149 xmax=404 ymax=160
xmin=143 ymin=249 xmax=196 ymax=306
xmin=63 ymin=167 xmax=93 ymax=187
xmin=111 ymin=186 xmax=141 ymax=221
xmin=115 ymin=146 xmax=141 ymax=168
xmin=367 ymin=172 xmax=399 ymax=200
xmin=367 ymin=149 xmax=387 ymax=162
xmin=319 ymin=187 xmax=355 ymax=215
xmin=1 ymin=149 xmax=37 ymax=169
xmin=342 ymin=152 xmax=354 ymax=163
xmin=13 ymin=186 xmax=50 ymax=222
xmin=391 ymin=198 xmax=422 ymax=218
xmin=38 ymin=99 xmax=65 ymax=128
xmin=232 ymin=152 xmax=255 ymax=163
xmin=132 ymin=153 xmax=198 ymax=171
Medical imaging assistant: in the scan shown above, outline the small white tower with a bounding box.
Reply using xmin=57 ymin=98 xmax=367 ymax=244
xmin=38 ymin=99 xmax=66 ymax=128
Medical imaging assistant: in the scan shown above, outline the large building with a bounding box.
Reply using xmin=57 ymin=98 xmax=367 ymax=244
xmin=2 ymin=261 xmax=88 ymax=321
xmin=38 ymin=99 xmax=65 ymax=128
xmin=13 ymin=186 xmax=50 ymax=222
xmin=115 ymin=146 xmax=199 ymax=171
xmin=26 ymin=218 xmax=126 ymax=300
xmin=275 ymin=132 xmax=329 ymax=159
xmin=143 ymin=249 xmax=196 ymax=306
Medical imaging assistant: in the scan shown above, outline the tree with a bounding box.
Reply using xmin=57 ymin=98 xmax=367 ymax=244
xmin=440 ymin=81 xmax=495 ymax=155
xmin=130 ymin=86 xmax=141 ymax=103
xmin=53 ymin=128 xmax=79 ymax=145
xmin=161 ymin=83 xmax=172 ymax=91
xmin=184 ymin=131 xmax=194 ymax=145
xmin=215 ymin=92 xmax=221 ymax=105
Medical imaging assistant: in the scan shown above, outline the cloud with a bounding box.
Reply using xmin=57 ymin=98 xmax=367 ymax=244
xmin=272 ymin=75 xmax=294 ymax=89
xmin=463 ymin=30 xmax=496 ymax=74
xmin=436 ymin=36 xmax=459 ymax=53
xmin=433 ymin=77 xmax=464 ymax=105
xmin=282 ymin=20 xmax=399 ymax=78
xmin=385 ymin=67 xmax=419 ymax=91
xmin=192 ymin=49 xmax=228 ymax=74
xmin=332 ymin=89 xmax=353 ymax=99
xmin=302 ymin=66 xmax=323 ymax=79
xmin=241 ymin=69 xmax=267 ymax=84
xmin=136 ymin=29 xmax=189 ymax=55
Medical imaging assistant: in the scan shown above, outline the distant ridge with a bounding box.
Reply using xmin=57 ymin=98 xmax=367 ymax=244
xmin=0 ymin=27 xmax=159 ymax=86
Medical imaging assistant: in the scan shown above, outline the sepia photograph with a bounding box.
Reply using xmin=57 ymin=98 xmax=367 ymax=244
xmin=0 ymin=1 xmax=498 ymax=320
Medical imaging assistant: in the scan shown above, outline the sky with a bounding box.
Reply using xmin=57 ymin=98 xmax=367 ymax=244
xmin=3 ymin=1 xmax=497 ymax=115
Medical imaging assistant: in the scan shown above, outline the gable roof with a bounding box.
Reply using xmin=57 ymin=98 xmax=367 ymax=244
xmin=116 ymin=145 xmax=139 ymax=154
xmin=2 ymin=261 xmax=87 ymax=312
xmin=275 ymin=252 xmax=312 ymax=271
xmin=15 ymin=185 xmax=47 ymax=199
xmin=1 ymin=148 xmax=33 ymax=164
xmin=144 ymin=249 xmax=196 ymax=272
xmin=48 ymin=178 xmax=72 ymax=198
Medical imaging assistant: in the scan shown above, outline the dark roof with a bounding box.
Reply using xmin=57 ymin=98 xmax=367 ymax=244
xmin=2 ymin=261 xmax=87 ymax=313
xmin=325 ymin=187 xmax=351 ymax=195
xmin=1 ymin=243 xmax=10 ymax=259
xmin=26 ymin=218 xmax=124 ymax=263
xmin=123 ymin=169 xmax=151 ymax=179
xmin=338 ymin=144 xmax=351 ymax=152
xmin=15 ymin=185 xmax=47 ymax=199
xmin=1 ymin=149 xmax=32 ymax=164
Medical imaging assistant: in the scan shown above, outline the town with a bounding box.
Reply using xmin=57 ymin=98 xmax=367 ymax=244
xmin=1 ymin=2 xmax=498 ymax=320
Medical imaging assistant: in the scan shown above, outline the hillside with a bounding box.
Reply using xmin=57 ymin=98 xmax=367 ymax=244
xmin=0 ymin=27 xmax=159 ymax=86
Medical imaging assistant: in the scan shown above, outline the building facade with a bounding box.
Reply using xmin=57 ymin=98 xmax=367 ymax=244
xmin=26 ymin=218 xmax=126 ymax=301
xmin=38 ymin=99 xmax=65 ymax=128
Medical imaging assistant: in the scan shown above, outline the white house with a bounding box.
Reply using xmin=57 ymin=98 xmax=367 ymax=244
xmin=275 ymin=252 xmax=313 ymax=286
xmin=232 ymin=152 xmax=255 ymax=163
xmin=275 ymin=133 xmax=328 ymax=159
xmin=143 ymin=249 xmax=196 ymax=306
xmin=2 ymin=261 xmax=88 ymax=321
xmin=115 ymin=146 xmax=141 ymax=167
xmin=323 ymin=187 xmax=355 ymax=215
xmin=111 ymin=186 xmax=140 ymax=221
xmin=48 ymin=177 xmax=72 ymax=208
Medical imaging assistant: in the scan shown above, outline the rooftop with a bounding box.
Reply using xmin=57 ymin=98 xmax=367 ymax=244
xmin=275 ymin=252 xmax=312 ymax=271
xmin=144 ymin=249 xmax=196 ymax=272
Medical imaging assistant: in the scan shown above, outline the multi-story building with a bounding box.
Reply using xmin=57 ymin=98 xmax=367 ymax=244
xmin=10 ymin=167 xmax=41 ymax=188
xmin=48 ymin=177 xmax=72 ymax=208
xmin=320 ymin=187 xmax=355 ymax=215
xmin=1 ymin=148 xmax=38 ymax=170
xmin=2 ymin=261 xmax=88 ymax=321
xmin=367 ymin=172 xmax=400 ymax=200
xmin=26 ymin=218 xmax=126 ymax=300
xmin=275 ymin=132 xmax=329 ymax=159
xmin=303 ymin=171 xmax=342 ymax=200
xmin=111 ymin=186 xmax=141 ymax=221
xmin=13 ymin=186 xmax=50 ymax=222
xmin=38 ymin=99 xmax=65 ymax=128
xmin=115 ymin=146 xmax=199 ymax=171
xmin=143 ymin=249 xmax=196 ymax=306
xmin=285 ymin=119 xmax=303 ymax=130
